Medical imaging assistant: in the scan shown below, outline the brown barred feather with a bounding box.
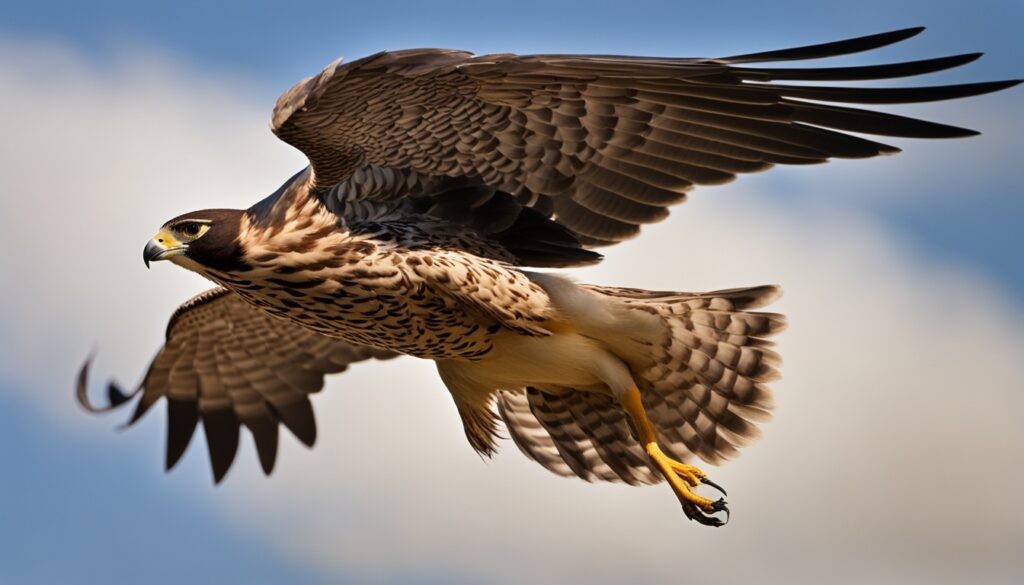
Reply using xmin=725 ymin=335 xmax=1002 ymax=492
xmin=271 ymin=28 xmax=1018 ymax=251
xmin=496 ymin=388 xmax=659 ymax=485
xmin=494 ymin=285 xmax=785 ymax=476
xmin=77 ymin=288 xmax=396 ymax=483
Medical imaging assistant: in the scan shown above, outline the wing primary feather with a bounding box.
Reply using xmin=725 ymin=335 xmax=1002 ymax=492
xmin=655 ymin=109 xmax=898 ymax=158
xmin=730 ymin=53 xmax=983 ymax=81
xmin=720 ymin=27 xmax=926 ymax=64
xmin=202 ymin=407 xmax=241 ymax=484
xmin=787 ymin=99 xmax=980 ymax=138
xmin=763 ymin=79 xmax=1022 ymax=105
xmin=245 ymin=414 xmax=280 ymax=475
xmin=165 ymin=398 xmax=199 ymax=471
xmin=269 ymin=398 xmax=318 ymax=447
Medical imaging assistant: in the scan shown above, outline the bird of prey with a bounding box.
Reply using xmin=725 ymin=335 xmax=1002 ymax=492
xmin=78 ymin=27 xmax=1019 ymax=526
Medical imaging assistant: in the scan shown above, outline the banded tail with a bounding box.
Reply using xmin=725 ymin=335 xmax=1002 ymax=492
xmin=498 ymin=282 xmax=785 ymax=484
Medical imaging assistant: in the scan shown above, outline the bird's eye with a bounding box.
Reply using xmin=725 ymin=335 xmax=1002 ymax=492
xmin=182 ymin=222 xmax=201 ymax=236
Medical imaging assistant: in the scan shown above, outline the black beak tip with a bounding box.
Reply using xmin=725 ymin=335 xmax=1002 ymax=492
xmin=143 ymin=240 xmax=163 ymax=269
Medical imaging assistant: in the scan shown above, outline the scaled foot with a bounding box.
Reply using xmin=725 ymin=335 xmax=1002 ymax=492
xmin=621 ymin=387 xmax=730 ymax=526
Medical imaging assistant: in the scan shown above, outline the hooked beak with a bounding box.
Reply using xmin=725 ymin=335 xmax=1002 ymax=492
xmin=143 ymin=229 xmax=186 ymax=268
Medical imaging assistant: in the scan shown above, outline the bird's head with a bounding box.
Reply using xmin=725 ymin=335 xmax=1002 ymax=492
xmin=144 ymin=209 xmax=247 ymax=273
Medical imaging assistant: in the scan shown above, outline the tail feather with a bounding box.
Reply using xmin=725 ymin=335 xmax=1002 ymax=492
xmin=623 ymin=286 xmax=785 ymax=465
xmin=496 ymin=388 xmax=659 ymax=485
xmin=494 ymin=280 xmax=785 ymax=481
xmin=584 ymin=283 xmax=782 ymax=310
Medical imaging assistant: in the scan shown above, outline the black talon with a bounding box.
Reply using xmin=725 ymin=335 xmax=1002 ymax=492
xmin=681 ymin=500 xmax=728 ymax=527
xmin=701 ymin=477 xmax=728 ymax=497
xmin=709 ymin=499 xmax=730 ymax=525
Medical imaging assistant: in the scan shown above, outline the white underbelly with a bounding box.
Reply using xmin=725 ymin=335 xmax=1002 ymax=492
xmin=440 ymin=329 xmax=634 ymax=397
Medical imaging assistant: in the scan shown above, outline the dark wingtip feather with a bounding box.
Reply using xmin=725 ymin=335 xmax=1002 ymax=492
xmin=789 ymin=101 xmax=984 ymax=139
xmin=248 ymin=420 xmax=280 ymax=476
xmin=959 ymin=52 xmax=984 ymax=66
xmin=273 ymin=400 xmax=318 ymax=447
xmin=203 ymin=409 xmax=241 ymax=484
xmin=722 ymin=27 xmax=927 ymax=64
xmin=107 ymin=382 xmax=133 ymax=407
xmin=126 ymin=393 xmax=156 ymax=426
xmin=767 ymin=79 xmax=1024 ymax=105
xmin=957 ymin=52 xmax=984 ymax=66
xmin=733 ymin=52 xmax=986 ymax=82
xmin=165 ymin=399 xmax=199 ymax=471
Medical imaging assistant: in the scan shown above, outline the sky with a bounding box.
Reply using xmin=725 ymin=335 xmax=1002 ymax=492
xmin=0 ymin=1 xmax=1022 ymax=584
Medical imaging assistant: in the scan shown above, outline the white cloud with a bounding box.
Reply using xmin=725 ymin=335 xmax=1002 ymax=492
xmin=0 ymin=37 xmax=305 ymax=426
xmin=1 ymin=40 xmax=1022 ymax=585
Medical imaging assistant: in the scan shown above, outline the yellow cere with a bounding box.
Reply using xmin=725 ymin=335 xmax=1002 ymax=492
xmin=152 ymin=228 xmax=183 ymax=249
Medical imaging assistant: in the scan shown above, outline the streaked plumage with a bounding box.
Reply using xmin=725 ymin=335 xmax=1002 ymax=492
xmin=79 ymin=28 xmax=1019 ymax=524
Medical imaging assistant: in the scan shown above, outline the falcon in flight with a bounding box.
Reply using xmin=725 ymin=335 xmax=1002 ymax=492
xmin=78 ymin=28 xmax=1019 ymax=525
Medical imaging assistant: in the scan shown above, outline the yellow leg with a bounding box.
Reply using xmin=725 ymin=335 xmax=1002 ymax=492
xmin=621 ymin=387 xmax=729 ymax=526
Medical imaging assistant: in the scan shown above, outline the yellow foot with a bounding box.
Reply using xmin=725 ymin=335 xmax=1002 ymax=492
xmin=647 ymin=443 xmax=729 ymax=526
xmin=622 ymin=387 xmax=730 ymax=527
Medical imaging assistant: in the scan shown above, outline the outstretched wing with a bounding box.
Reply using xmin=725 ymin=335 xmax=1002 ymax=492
xmin=271 ymin=27 xmax=1019 ymax=247
xmin=77 ymin=288 xmax=395 ymax=483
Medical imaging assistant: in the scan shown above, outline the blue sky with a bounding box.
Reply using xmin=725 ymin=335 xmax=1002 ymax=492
xmin=1 ymin=2 xmax=1022 ymax=584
